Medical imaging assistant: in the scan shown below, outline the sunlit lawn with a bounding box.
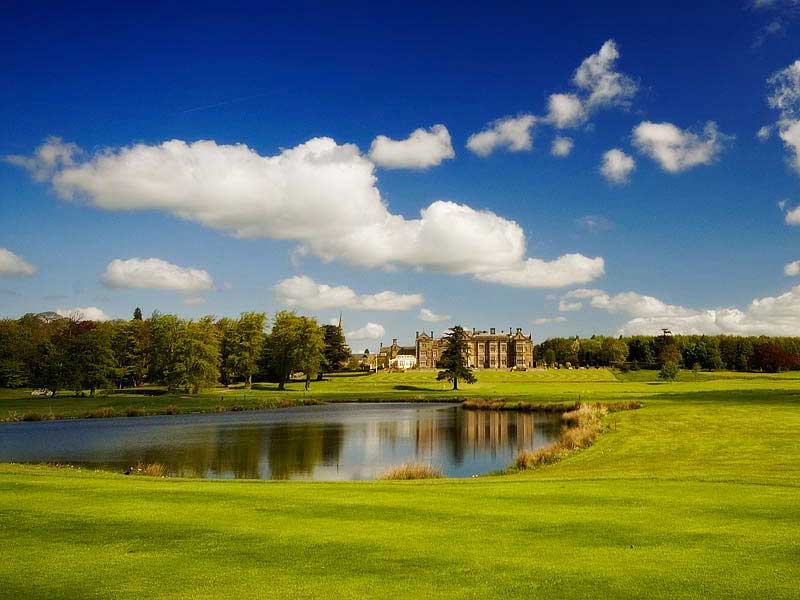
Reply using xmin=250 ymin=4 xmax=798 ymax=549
xmin=1 ymin=370 xmax=799 ymax=598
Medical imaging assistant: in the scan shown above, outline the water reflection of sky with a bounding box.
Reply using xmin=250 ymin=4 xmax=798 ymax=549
xmin=0 ymin=403 xmax=563 ymax=480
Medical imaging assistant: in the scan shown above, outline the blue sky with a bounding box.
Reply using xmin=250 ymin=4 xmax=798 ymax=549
xmin=2 ymin=0 xmax=800 ymax=348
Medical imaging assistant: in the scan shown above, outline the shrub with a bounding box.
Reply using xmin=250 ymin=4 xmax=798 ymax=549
xmin=163 ymin=405 xmax=179 ymax=415
xmin=659 ymin=361 xmax=680 ymax=382
xmin=380 ymin=462 xmax=443 ymax=480
xmin=125 ymin=407 xmax=146 ymax=417
xmin=21 ymin=412 xmax=44 ymax=422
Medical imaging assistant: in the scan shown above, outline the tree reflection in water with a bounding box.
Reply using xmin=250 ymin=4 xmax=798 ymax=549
xmin=0 ymin=404 xmax=563 ymax=480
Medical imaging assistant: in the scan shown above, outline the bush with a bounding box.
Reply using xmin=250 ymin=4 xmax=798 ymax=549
xmin=125 ymin=407 xmax=146 ymax=417
xmin=659 ymin=361 xmax=680 ymax=382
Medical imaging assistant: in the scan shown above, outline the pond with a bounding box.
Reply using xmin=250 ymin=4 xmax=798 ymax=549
xmin=0 ymin=403 xmax=563 ymax=480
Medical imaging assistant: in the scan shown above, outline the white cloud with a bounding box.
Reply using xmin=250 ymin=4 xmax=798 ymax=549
xmin=768 ymin=59 xmax=800 ymax=119
xmin=573 ymin=39 xmax=638 ymax=109
xmin=599 ymin=148 xmax=635 ymax=184
xmin=5 ymin=136 xmax=79 ymax=181
xmin=273 ymin=275 xmax=423 ymax=311
xmin=346 ymin=322 xmax=385 ymax=341
xmin=474 ymin=254 xmax=605 ymax=289
xmin=102 ymin=258 xmax=213 ymax=293
xmin=466 ymin=115 xmax=537 ymax=156
xmin=757 ymin=125 xmax=773 ymax=141
xmin=533 ymin=316 xmax=567 ymax=325
xmin=576 ymin=215 xmax=613 ymax=232
xmin=545 ymin=94 xmax=586 ymax=129
xmin=558 ymin=299 xmax=583 ymax=312
xmin=183 ymin=296 xmax=208 ymax=305
xmin=551 ymin=136 xmax=574 ymax=157
xmin=785 ymin=260 xmax=800 ymax=276
xmin=368 ymin=124 xmax=455 ymax=169
xmin=561 ymin=286 xmax=800 ymax=336
xmin=632 ymin=121 xmax=730 ymax=172
xmin=56 ymin=306 xmax=110 ymax=322
xmin=786 ymin=204 xmax=800 ymax=224
xmin=0 ymin=248 xmax=36 ymax=277
xmin=11 ymin=137 xmax=603 ymax=289
xmin=778 ymin=119 xmax=800 ymax=171
xmin=419 ymin=308 xmax=450 ymax=322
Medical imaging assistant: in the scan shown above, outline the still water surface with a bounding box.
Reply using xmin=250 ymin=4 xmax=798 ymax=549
xmin=0 ymin=403 xmax=563 ymax=480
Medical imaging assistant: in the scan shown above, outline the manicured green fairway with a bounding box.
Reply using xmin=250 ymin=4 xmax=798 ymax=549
xmin=1 ymin=370 xmax=799 ymax=598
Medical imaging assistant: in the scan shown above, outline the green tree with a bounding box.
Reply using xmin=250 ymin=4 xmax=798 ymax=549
xmin=659 ymin=361 xmax=680 ymax=382
xmin=176 ymin=317 xmax=220 ymax=394
xmin=320 ymin=324 xmax=350 ymax=379
xmin=229 ymin=312 xmax=266 ymax=388
xmin=133 ymin=307 xmax=143 ymax=321
xmin=265 ymin=311 xmax=301 ymax=391
xmin=293 ymin=317 xmax=325 ymax=391
xmin=436 ymin=326 xmax=476 ymax=391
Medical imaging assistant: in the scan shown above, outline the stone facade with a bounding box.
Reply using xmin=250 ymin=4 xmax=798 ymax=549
xmin=415 ymin=328 xmax=534 ymax=370
xmin=376 ymin=339 xmax=418 ymax=369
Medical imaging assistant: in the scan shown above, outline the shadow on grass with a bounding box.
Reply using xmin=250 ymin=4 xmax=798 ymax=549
xmin=393 ymin=385 xmax=442 ymax=392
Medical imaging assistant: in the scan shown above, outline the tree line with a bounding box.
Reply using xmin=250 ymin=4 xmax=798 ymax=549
xmin=0 ymin=310 xmax=350 ymax=395
xmin=536 ymin=334 xmax=800 ymax=373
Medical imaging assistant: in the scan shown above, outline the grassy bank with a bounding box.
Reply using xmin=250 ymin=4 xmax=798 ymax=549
xmin=1 ymin=371 xmax=799 ymax=598
xmin=2 ymin=368 xmax=799 ymax=421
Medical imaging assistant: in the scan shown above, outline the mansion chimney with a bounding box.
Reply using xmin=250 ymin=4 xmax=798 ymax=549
xmin=490 ymin=327 xmax=496 ymax=335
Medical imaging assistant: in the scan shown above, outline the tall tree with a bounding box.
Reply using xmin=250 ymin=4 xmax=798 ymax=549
xmin=436 ymin=326 xmax=476 ymax=391
xmin=133 ymin=307 xmax=143 ymax=321
xmin=229 ymin=312 xmax=267 ymax=388
xmin=265 ymin=311 xmax=301 ymax=391
xmin=177 ymin=317 xmax=220 ymax=394
xmin=293 ymin=316 xmax=325 ymax=391
xmin=320 ymin=323 xmax=350 ymax=379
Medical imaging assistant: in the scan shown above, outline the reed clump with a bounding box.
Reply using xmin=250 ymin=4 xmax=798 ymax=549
xmin=163 ymin=405 xmax=179 ymax=415
xmin=515 ymin=401 xmax=640 ymax=471
xmin=380 ymin=462 xmax=443 ymax=480
xmin=133 ymin=462 xmax=166 ymax=477
xmin=125 ymin=407 xmax=146 ymax=417
xmin=88 ymin=407 xmax=115 ymax=419
xmin=461 ymin=398 xmax=578 ymax=413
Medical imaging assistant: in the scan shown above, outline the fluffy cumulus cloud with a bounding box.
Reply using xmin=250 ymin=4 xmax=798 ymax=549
xmin=466 ymin=115 xmax=537 ymax=156
xmin=551 ymin=136 xmax=574 ymax=157
xmin=632 ymin=121 xmax=730 ymax=172
xmin=273 ymin=275 xmax=423 ymax=311
xmin=368 ymin=124 xmax=455 ymax=169
xmin=11 ymin=137 xmax=602 ymax=289
xmin=573 ymin=39 xmax=638 ymax=109
xmin=56 ymin=306 xmax=110 ymax=322
xmin=346 ymin=322 xmax=385 ymax=341
xmin=599 ymin=148 xmax=635 ymax=184
xmin=0 ymin=248 xmax=36 ymax=277
xmin=419 ymin=308 xmax=450 ymax=322
xmin=102 ymin=258 xmax=213 ymax=293
xmin=786 ymin=204 xmax=800 ymax=224
xmin=546 ymin=94 xmax=586 ymax=129
xmin=785 ymin=260 xmax=800 ymax=276
xmin=559 ymin=287 xmax=800 ymax=336
xmin=544 ymin=39 xmax=636 ymax=130
xmin=473 ymin=254 xmax=605 ymax=289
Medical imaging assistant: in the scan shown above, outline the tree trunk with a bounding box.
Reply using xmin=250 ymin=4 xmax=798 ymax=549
xmin=453 ymin=377 xmax=458 ymax=391
xmin=247 ymin=374 xmax=252 ymax=389
xmin=305 ymin=373 xmax=310 ymax=391
xmin=278 ymin=379 xmax=285 ymax=391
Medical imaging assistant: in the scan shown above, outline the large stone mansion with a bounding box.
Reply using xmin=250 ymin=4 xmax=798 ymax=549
xmin=376 ymin=328 xmax=534 ymax=370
